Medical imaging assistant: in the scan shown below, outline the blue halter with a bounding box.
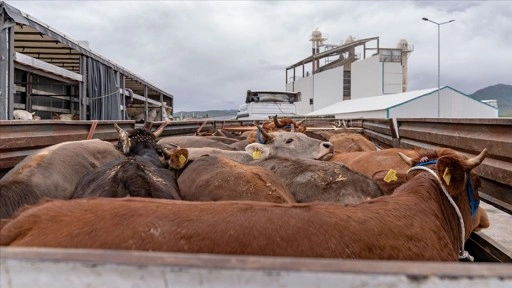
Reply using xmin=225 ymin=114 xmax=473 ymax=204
xmin=256 ymin=129 xmax=266 ymax=144
xmin=414 ymin=160 xmax=479 ymax=218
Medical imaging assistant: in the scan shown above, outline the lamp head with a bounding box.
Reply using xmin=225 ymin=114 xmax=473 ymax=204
xmin=422 ymin=17 xmax=429 ymax=21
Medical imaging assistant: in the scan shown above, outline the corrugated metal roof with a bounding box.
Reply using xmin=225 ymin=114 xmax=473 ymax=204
xmin=2 ymin=1 xmax=173 ymax=103
xmin=307 ymin=87 xmax=440 ymax=116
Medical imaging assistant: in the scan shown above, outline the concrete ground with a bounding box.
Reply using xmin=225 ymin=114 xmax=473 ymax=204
xmin=478 ymin=202 xmax=512 ymax=253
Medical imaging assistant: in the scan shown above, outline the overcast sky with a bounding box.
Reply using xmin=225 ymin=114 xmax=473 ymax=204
xmin=5 ymin=1 xmax=511 ymax=112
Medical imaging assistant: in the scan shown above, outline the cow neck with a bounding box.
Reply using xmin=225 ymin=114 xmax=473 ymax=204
xmin=407 ymin=165 xmax=474 ymax=262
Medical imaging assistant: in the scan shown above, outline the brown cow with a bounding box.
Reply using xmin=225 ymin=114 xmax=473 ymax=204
xmin=246 ymin=116 xmax=306 ymax=144
xmin=249 ymin=157 xmax=383 ymax=204
xmin=0 ymin=139 xmax=124 ymax=219
xmin=177 ymin=155 xmax=294 ymax=203
xmin=330 ymin=148 xmax=423 ymax=191
xmin=0 ymin=148 xmax=488 ymax=261
xmin=329 ymin=133 xmax=377 ymax=152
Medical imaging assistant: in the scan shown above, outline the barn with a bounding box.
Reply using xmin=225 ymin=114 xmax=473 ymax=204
xmin=0 ymin=2 xmax=173 ymax=121
xmin=306 ymin=86 xmax=498 ymax=118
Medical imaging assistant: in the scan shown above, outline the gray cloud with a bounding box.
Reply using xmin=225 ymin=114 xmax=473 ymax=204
xmin=6 ymin=1 xmax=511 ymax=111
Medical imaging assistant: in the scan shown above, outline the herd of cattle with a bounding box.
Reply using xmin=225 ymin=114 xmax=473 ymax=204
xmin=0 ymin=117 xmax=491 ymax=262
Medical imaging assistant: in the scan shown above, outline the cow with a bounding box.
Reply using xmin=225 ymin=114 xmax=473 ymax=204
xmin=72 ymin=123 xmax=182 ymax=200
xmin=329 ymin=133 xmax=377 ymax=152
xmin=185 ymin=126 xmax=334 ymax=162
xmin=0 ymin=148 xmax=489 ymax=261
xmin=248 ymin=157 xmax=383 ymax=204
xmin=329 ymin=148 xmax=423 ymax=190
xmin=245 ymin=116 xmax=306 ymax=144
xmin=13 ymin=110 xmax=41 ymax=120
xmin=0 ymin=139 xmax=124 ymax=219
xmin=177 ymin=155 xmax=295 ymax=203
xmin=52 ymin=113 xmax=80 ymax=120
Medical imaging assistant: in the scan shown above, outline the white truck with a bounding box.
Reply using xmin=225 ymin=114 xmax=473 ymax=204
xmin=236 ymin=90 xmax=301 ymax=120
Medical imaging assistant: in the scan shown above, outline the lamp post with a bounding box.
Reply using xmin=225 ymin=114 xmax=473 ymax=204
xmin=422 ymin=17 xmax=454 ymax=117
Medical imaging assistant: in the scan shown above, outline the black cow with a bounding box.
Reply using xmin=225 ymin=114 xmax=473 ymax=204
xmin=71 ymin=123 xmax=182 ymax=200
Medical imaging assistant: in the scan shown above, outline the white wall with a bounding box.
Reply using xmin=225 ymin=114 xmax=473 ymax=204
xmin=287 ymin=66 xmax=344 ymax=115
xmin=312 ymin=67 xmax=344 ymax=111
xmin=351 ymin=55 xmax=381 ymax=99
xmin=388 ymin=88 xmax=498 ymax=118
xmin=351 ymin=55 xmax=403 ymax=99
xmin=287 ymin=77 xmax=312 ymax=115
xmin=382 ymin=62 xmax=403 ymax=95
xmin=389 ymin=93 xmax=438 ymax=118
xmin=440 ymin=89 xmax=498 ymax=117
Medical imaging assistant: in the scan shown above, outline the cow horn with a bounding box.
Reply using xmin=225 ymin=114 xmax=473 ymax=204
xmin=153 ymin=122 xmax=169 ymax=138
xmin=398 ymin=152 xmax=414 ymax=166
xmin=256 ymin=125 xmax=271 ymax=140
xmin=296 ymin=119 xmax=306 ymax=126
xmin=289 ymin=124 xmax=296 ymax=132
xmin=114 ymin=123 xmax=127 ymax=138
xmin=464 ymin=148 xmax=488 ymax=170
xmin=273 ymin=115 xmax=283 ymax=128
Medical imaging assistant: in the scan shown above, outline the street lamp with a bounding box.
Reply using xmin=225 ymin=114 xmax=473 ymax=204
xmin=422 ymin=17 xmax=454 ymax=117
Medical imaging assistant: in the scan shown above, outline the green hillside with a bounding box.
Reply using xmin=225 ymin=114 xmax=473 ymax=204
xmin=469 ymin=84 xmax=512 ymax=117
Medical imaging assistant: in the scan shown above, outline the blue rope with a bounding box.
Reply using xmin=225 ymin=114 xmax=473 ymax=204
xmin=256 ymin=129 xmax=266 ymax=144
xmin=414 ymin=160 xmax=438 ymax=166
xmin=466 ymin=172 xmax=479 ymax=219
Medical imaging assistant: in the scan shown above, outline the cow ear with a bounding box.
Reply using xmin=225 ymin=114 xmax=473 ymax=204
xmin=436 ymin=157 xmax=466 ymax=196
xmin=245 ymin=143 xmax=270 ymax=160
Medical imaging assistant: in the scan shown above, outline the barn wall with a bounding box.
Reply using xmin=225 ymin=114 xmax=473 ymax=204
xmin=440 ymin=88 xmax=498 ymax=118
xmin=389 ymin=92 xmax=438 ymax=118
xmin=389 ymin=88 xmax=499 ymax=118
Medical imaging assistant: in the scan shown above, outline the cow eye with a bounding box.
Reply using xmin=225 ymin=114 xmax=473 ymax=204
xmin=285 ymin=138 xmax=294 ymax=144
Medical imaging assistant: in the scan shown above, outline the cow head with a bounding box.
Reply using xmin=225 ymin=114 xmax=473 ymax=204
xmin=245 ymin=130 xmax=334 ymax=161
xmin=401 ymin=148 xmax=488 ymax=240
xmin=114 ymin=122 xmax=168 ymax=155
xmin=158 ymin=144 xmax=189 ymax=170
xmin=246 ymin=118 xmax=307 ymax=144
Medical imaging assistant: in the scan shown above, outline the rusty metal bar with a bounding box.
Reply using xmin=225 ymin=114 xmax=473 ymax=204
xmin=0 ymin=120 xmax=134 ymax=170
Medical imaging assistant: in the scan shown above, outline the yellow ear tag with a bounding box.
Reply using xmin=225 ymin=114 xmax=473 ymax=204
xmin=383 ymin=169 xmax=398 ymax=183
xmin=443 ymin=167 xmax=451 ymax=186
xmin=179 ymin=155 xmax=187 ymax=164
xmin=252 ymin=149 xmax=262 ymax=160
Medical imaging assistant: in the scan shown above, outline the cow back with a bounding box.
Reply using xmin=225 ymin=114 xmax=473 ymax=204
xmin=250 ymin=157 xmax=383 ymax=204
xmin=0 ymin=139 xmax=124 ymax=219
xmin=178 ymin=155 xmax=295 ymax=203
xmin=72 ymin=157 xmax=181 ymax=200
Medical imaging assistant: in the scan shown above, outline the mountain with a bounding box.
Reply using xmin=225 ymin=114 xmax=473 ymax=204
xmin=174 ymin=109 xmax=238 ymax=120
xmin=469 ymin=84 xmax=512 ymax=117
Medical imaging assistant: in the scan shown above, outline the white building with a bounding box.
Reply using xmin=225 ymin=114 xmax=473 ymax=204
xmin=306 ymin=86 xmax=498 ymax=119
xmin=285 ymin=33 xmax=413 ymax=116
